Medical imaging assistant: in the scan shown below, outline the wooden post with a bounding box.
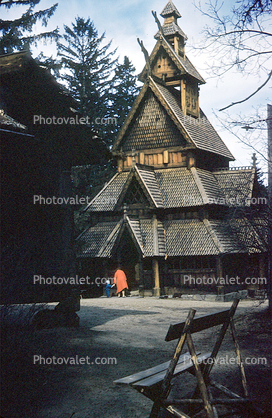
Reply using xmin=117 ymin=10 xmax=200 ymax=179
xmin=267 ymin=104 xmax=272 ymax=311
xmin=216 ymin=257 xmax=223 ymax=277
xmin=117 ymin=158 xmax=123 ymax=173
xmin=259 ymin=253 xmax=266 ymax=278
xmin=163 ymin=150 xmax=169 ymax=164
xmin=152 ymin=258 xmax=160 ymax=297
xmin=174 ymin=36 xmax=179 ymax=54
xmin=180 ymin=79 xmax=186 ymax=115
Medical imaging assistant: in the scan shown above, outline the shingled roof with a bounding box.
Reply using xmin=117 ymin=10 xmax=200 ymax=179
xmin=135 ymin=165 xmax=164 ymax=207
xmin=77 ymin=216 xmax=166 ymax=258
xmin=83 ymin=165 xmax=255 ymax=212
xmin=76 ymin=221 xmax=121 ymax=258
xmin=152 ymin=80 xmax=234 ymax=159
xmin=161 ymin=0 xmax=181 ymax=18
xmin=84 ymin=172 xmax=129 ymax=212
xmin=154 ymin=21 xmax=188 ymax=41
xmin=213 ymin=168 xmax=256 ymax=206
xmin=77 ymin=215 xmax=249 ymax=259
xmin=113 ymin=77 xmax=234 ymax=161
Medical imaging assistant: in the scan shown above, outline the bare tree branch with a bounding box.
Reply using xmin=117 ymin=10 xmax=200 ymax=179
xmin=193 ymin=0 xmax=271 ymax=106
xmin=219 ymin=70 xmax=272 ymax=111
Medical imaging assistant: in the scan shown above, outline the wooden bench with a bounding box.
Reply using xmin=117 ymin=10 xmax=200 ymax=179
xmin=114 ymin=298 xmax=263 ymax=418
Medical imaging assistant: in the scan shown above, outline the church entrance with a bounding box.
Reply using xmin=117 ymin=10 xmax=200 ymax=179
xmin=114 ymin=229 xmax=141 ymax=291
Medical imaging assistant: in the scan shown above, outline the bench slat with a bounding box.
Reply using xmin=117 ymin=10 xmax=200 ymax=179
xmin=114 ymin=351 xmax=198 ymax=385
xmin=165 ymin=310 xmax=230 ymax=341
xmin=132 ymin=352 xmax=212 ymax=388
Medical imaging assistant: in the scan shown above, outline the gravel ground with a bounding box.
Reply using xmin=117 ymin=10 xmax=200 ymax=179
xmin=1 ymin=297 xmax=271 ymax=418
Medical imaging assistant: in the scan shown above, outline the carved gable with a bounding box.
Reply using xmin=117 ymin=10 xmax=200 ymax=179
xmin=152 ymin=48 xmax=182 ymax=80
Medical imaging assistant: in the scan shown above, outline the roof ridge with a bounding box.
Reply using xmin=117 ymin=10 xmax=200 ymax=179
xmin=135 ymin=165 xmax=164 ymax=208
xmin=97 ymin=220 xmax=122 ymax=257
xmin=213 ymin=166 xmax=255 ymax=172
xmin=83 ymin=172 xmax=120 ymax=212
xmin=203 ymin=219 xmax=224 ymax=253
xmin=190 ymin=167 xmax=209 ymax=204
xmin=125 ymin=216 xmax=144 ymax=252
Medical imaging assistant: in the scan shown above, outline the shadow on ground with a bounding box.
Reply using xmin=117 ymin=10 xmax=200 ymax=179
xmin=0 ymin=300 xmax=271 ymax=418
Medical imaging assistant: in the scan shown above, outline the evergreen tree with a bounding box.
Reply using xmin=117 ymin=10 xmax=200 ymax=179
xmin=57 ymin=17 xmax=117 ymax=145
xmin=106 ymin=56 xmax=140 ymax=144
xmin=57 ymin=18 xmax=140 ymax=229
xmin=0 ymin=0 xmax=59 ymax=54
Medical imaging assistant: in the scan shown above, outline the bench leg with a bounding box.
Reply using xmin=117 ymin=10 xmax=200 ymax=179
xmin=149 ymin=402 xmax=161 ymax=418
xmin=230 ymin=318 xmax=249 ymax=398
xmin=186 ymin=333 xmax=215 ymax=418
xmin=150 ymin=402 xmax=192 ymax=418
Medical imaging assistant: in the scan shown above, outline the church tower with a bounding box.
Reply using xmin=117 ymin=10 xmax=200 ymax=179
xmin=112 ymin=0 xmax=233 ymax=172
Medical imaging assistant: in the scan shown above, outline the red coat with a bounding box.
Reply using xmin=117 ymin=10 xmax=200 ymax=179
xmin=114 ymin=269 xmax=128 ymax=293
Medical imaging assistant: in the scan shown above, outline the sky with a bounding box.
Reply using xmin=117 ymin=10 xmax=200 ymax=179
xmin=2 ymin=0 xmax=271 ymax=179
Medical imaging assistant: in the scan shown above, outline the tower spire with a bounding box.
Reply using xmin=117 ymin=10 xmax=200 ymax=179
xmin=161 ymin=0 xmax=181 ymax=19
xmin=154 ymin=0 xmax=187 ymax=57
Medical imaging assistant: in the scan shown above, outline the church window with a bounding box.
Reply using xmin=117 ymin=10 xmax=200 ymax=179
xmin=124 ymin=177 xmax=149 ymax=205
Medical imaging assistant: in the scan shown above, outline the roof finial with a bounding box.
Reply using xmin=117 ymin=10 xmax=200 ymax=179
xmin=152 ymin=10 xmax=163 ymax=39
xmin=137 ymin=38 xmax=151 ymax=77
xmin=252 ymin=153 xmax=257 ymax=168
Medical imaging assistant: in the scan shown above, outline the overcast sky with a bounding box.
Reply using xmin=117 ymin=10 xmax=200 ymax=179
xmin=2 ymin=0 xmax=271 ymax=178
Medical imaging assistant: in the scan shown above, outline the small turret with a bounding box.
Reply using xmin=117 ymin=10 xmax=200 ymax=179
xmin=155 ymin=0 xmax=187 ymax=57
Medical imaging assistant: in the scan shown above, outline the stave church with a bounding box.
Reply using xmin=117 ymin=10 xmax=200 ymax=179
xmin=77 ymin=1 xmax=267 ymax=297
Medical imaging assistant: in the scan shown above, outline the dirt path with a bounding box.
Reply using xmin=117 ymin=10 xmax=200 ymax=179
xmin=1 ymin=297 xmax=271 ymax=418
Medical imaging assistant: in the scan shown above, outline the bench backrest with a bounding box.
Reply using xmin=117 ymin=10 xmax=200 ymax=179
xmin=165 ymin=305 xmax=235 ymax=342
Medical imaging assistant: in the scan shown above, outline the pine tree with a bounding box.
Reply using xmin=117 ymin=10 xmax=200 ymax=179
xmin=0 ymin=0 xmax=59 ymax=54
xmin=106 ymin=56 xmax=140 ymax=144
xmin=57 ymin=18 xmax=140 ymax=228
xmin=57 ymin=17 xmax=117 ymax=145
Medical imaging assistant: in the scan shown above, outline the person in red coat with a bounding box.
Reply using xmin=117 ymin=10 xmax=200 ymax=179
xmin=113 ymin=268 xmax=128 ymax=297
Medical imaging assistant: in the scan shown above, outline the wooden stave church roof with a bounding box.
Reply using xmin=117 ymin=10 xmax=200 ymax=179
xmin=76 ymin=213 xmax=258 ymax=259
xmin=112 ymin=76 xmax=234 ymax=160
xmin=77 ymin=163 xmax=260 ymax=257
xmin=83 ymin=164 xmax=256 ymax=212
xmin=154 ymin=21 xmax=188 ymax=41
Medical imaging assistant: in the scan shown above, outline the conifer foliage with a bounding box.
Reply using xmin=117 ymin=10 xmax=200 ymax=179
xmin=0 ymin=0 xmax=59 ymax=54
xmin=108 ymin=56 xmax=140 ymax=142
xmin=57 ymin=17 xmax=117 ymax=146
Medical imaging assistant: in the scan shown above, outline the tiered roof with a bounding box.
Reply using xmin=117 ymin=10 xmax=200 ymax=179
xmin=76 ymin=1 xmax=265 ymax=263
xmin=84 ymin=164 xmax=255 ymax=212
xmin=113 ymin=77 xmax=233 ymax=160
xmin=77 ymin=214 xmax=256 ymax=259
